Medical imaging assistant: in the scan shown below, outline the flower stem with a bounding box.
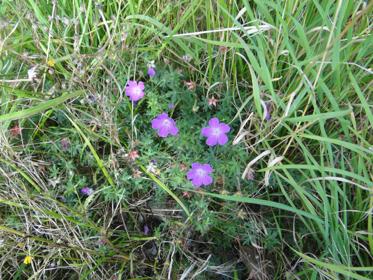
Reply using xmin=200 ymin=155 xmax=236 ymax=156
xmin=131 ymin=101 xmax=134 ymax=148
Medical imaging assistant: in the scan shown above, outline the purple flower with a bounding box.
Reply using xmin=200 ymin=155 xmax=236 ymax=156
xmin=168 ymin=103 xmax=175 ymax=110
xmin=143 ymin=224 xmax=150 ymax=235
xmin=147 ymin=67 xmax=156 ymax=78
xmin=265 ymin=111 xmax=271 ymax=121
xmin=187 ymin=163 xmax=213 ymax=187
xmin=125 ymin=80 xmax=145 ymax=102
xmin=151 ymin=113 xmax=179 ymax=138
xmin=81 ymin=187 xmax=93 ymax=196
xmin=261 ymin=100 xmax=271 ymax=121
xmin=201 ymin=117 xmax=230 ymax=146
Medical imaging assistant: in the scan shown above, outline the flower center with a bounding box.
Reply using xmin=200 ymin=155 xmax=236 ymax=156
xmin=134 ymin=87 xmax=142 ymax=95
xmin=211 ymin=127 xmax=221 ymax=136
xmin=162 ymin=119 xmax=171 ymax=127
xmin=196 ymin=168 xmax=206 ymax=177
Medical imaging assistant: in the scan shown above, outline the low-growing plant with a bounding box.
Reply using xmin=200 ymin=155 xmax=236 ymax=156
xmin=1 ymin=0 xmax=372 ymax=279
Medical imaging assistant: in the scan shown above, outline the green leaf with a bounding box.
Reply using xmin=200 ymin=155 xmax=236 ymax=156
xmin=0 ymin=91 xmax=84 ymax=122
xmin=285 ymin=109 xmax=351 ymax=123
xmin=197 ymin=191 xmax=323 ymax=224
xmin=139 ymin=165 xmax=191 ymax=219
xmin=295 ymin=250 xmax=373 ymax=280
xmin=65 ymin=114 xmax=116 ymax=189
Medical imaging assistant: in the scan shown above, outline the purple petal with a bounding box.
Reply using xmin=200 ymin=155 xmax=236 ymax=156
xmin=217 ymin=134 xmax=228 ymax=145
xmin=202 ymin=164 xmax=213 ymax=173
xmin=126 ymin=80 xmax=136 ymax=87
xmin=158 ymin=112 xmax=168 ymax=119
xmin=187 ymin=169 xmax=196 ymax=179
xmin=151 ymin=119 xmax=163 ymax=129
xmin=206 ymin=136 xmax=218 ymax=146
xmin=219 ymin=123 xmax=231 ymax=133
xmin=158 ymin=127 xmax=169 ymax=137
xmin=201 ymin=127 xmax=211 ymax=137
xmin=134 ymin=93 xmax=144 ymax=101
xmin=143 ymin=225 xmax=150 ymax=235
xmin=126 ymin=91 xmax=141 ymax=101
xmin=192 ymin=177 xmax=203 ymax=187
xmin=125 ymin=88 xmax=132 ymax=97
xmin=138 ymin=81 xmax=145 ymax=90
xmin=202 ymin=175 xmax=213 ymax=186
xmin=208 ymin=117 xmax=220 ymax=127
xmin=147 ymin=67 xmax=156 ymax=77
xmin=81 ymin=187 xmax=93 ymax=196
xmin=265 ymin=111 xmax=271 ymax=121
xmin=169 ymin=125 xmax=179 ymax=136
xmin=191 ymin=163 xmax=201 ymax=169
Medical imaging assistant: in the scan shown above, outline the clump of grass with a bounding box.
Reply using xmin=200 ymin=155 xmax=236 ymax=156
xmin=1 ymin=0 xmax=372 ymax=279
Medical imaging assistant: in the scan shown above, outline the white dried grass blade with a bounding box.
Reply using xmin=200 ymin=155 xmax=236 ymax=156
xmin=232 ymin=112 xmax=253 ymax=145
xmin=242 ymin=150 xmax=271 ymax=179
xmin=233 ymin=131 xmax=250 ymax=146
xmin=235 ymin=7 xmax=247 ymax=21
xmin=264 ymin=156 xmax=284 ymax=186
xmin=168 ymin=24 xmax=273 ymax=38
xmin=305 ymin=177 xmax=372 ymax=191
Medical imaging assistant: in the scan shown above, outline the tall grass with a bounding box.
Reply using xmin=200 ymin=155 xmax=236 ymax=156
xmin=0 ymin=0 xmax=372 ymax=279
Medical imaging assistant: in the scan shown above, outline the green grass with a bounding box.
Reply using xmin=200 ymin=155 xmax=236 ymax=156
xmin=0 ymin=0 xmax=372 ymax=279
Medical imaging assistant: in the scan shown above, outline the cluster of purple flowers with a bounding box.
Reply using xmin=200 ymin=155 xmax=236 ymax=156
xmin=123 ymin=66 xmax=231 ymax=188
